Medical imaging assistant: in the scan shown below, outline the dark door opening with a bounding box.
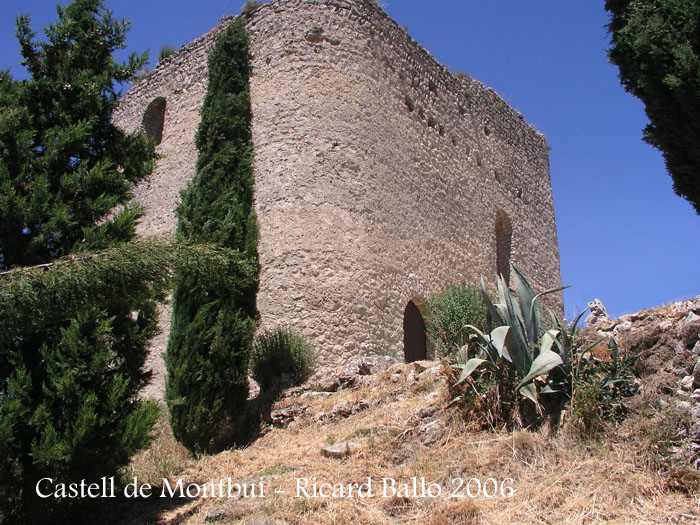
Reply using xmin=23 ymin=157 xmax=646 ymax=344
xmin=403 ymin=300 xmax=427 ymax=362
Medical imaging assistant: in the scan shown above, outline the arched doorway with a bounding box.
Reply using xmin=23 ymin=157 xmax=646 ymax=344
xmin=495 ymin=210 xmax=512 ymax=284
xmin=403 ymin=300 xmax=427 ymax=362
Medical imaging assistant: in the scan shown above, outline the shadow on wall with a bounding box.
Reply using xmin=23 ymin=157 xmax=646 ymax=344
xmin=495 ymin=209 xmax=512 ymax=285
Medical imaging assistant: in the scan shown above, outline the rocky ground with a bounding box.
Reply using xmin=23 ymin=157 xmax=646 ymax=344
xmin=118 ymin=295 xmax=700 ymax=524
xmin=584 ymin=296 xmax=700 ymax=469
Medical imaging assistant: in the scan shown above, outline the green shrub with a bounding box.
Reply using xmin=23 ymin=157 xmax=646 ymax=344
xmin=425 ymin=282 xmax=487 ymax=358
xmin=568 ymin=344 xmax=635 ymax=438
xmin=166 ymin=18 xmax=259 ymax=454
xmin=567 ymin=369 xmax=611 ymax=438
xmin=633 ymin=404 xmax=693 ymax=471
xmin=251 ymin=327 xmax=316 ymax=392
xmin=0 ymin=242 xmax=170 ymax=523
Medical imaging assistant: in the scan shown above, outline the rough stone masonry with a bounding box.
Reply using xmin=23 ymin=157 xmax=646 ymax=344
xmin=112 ymin=0 xmax=562 ymax=391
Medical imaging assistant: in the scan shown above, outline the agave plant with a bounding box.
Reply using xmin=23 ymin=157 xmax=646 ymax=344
xmin=453 ymin=264 xmax=634 ymax=431
xmin=454 ymin=264 xmax=569 ymax=406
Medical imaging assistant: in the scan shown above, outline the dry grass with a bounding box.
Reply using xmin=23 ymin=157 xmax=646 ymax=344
xmin=122 ymin=365 xmax=700 ymax=524
xmin=127 ymin=404 xmax=192 ymax=486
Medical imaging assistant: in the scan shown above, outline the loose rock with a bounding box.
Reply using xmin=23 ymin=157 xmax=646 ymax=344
xmin=680 ymin=313 xmax=700 ymax=348
xmin=586 ymin=298 xmax=609 ymax=326
xmin=680 ymin=375 xmax=695 ymax=392
xmin=331 ymin=401 xmax=352 ymax=418
xmin=419 ymin=420 xmax=445 ymax=446
xmin=424 ymin=391 xmax=440 ymax=402
xmin=413 ymin=360 xmax=440 ymax=373
xmin=406 ymin=370 xmax=416 ymax=384
xmin=321 ymin=442 xmax=363 ymax=458
xmin=417 ymin=405 xmax=438 ymax=419
xmin=418 ymin=365 xmax=442 ymax=379
xmin=245 ymin=518 xmax=289 ymax=525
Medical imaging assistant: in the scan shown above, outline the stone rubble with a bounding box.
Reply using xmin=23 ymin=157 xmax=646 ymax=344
xmin=590 ymin=296 xmax=700 ymax=467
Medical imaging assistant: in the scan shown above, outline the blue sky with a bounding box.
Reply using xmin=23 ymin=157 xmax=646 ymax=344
xmin=2 ymin=0 xmax=698 ymax=319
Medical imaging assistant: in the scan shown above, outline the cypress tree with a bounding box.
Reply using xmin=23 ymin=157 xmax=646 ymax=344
xmin=166 ymin=17 xmax=259 ymax=454
xmin=606 ymin=0 xmax=700 ymax=214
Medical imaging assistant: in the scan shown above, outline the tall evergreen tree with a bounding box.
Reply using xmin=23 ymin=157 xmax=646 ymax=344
xmin=0 ymin=1 xmax=162 ymax=521
xmin=606 ymin=0 xmax=700 ymax=214
xmin=0 ymin=0 xmax=156 ymax=269
xmin=166 ymin=17 xmax=259 ymax=454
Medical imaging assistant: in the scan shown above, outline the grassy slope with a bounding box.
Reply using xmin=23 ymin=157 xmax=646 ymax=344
xmin=123 ymin=351 xmax=699 ymax=524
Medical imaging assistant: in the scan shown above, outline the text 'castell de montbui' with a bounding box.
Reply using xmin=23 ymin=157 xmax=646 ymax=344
xmin=35 ymin=477 xmax=266 ymax=499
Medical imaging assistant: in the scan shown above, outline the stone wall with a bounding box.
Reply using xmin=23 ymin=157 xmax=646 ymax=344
xmin=113 ymin=22 xmax=230 ymax=237
xmin=113 ymin=0 xmax=562 ymax=382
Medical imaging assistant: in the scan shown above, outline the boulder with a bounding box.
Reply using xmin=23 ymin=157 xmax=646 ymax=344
xmin=317 ymin=376 xmax=341 ymax=393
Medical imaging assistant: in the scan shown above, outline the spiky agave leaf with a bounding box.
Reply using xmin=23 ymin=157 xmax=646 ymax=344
xmin=489 ymin=325 xmax=511 ymax=361
xmin=540 ymin=329 xmax=560 ymax=355
xmin=511 ymin=263 xmax=539 ymax=346
xmin=454 ymin=358 xmax=491 ymax=385
xmin=499 ymin=275 xmax=532 ymax=376
xmin=517 ymin=348 xmax=564 ymax=391
xmin=464 ymin=324 xmax=506 ymax=364
xmin=480 ymin=275 xmax=504 ymax=329
xmin=609 ymin=337 xmax=619 ymax=362
xmin=496 ymin=273 xmax=509 ymax=306
xmin=520 ymin=383 xmax=537 ymax=404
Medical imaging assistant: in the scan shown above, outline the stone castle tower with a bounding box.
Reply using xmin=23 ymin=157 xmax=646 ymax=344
xmin=113 ymin=0 xmax=562 ymax=386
